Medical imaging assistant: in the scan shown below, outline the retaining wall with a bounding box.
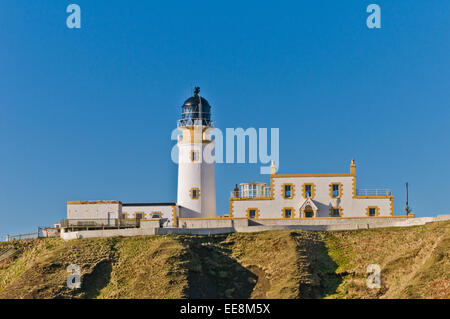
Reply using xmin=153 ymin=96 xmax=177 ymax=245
xmin=60 ymin=215 xmax=450 ymax=240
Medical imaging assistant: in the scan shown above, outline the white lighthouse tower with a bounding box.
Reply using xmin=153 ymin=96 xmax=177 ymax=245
xmin=176 ymin=87 xmax=217 ymax=218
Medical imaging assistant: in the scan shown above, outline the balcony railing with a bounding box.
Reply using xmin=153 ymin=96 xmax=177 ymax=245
xmin=230 ymin=189 xmax=272 ymax=199
xmin=177 ymin=119 xmax=214 ymax=127
xmin=356 ymin=189 xmax=392 ymax=196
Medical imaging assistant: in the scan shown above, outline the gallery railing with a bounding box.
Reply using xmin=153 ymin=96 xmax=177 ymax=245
xmin=356 ymin=189 xmax=392 ymax=196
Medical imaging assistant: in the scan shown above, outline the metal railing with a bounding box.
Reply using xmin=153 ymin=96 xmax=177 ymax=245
xmin=177 ymin=119 xmax=214 ymax=127
xmin=356 ymin=189 xmax=392 ymax=196
xmin=6 ymin=232 xmax=39 ymax=241
xmin=230 ymin=189 xmax=272 ymax=199
xmin=60 ymin=218 xmax=140 ymax=229
xmin=230 ymin=188 xmax=391 ymax=198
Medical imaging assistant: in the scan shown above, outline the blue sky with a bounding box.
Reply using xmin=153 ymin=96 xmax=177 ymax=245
xmin=1 ymin=1 xmax=449 ymax=238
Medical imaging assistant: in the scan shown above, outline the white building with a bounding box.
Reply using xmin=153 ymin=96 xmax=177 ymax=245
xmin=176 ymin=87 xmax=217 ymax=219
xmin=230 ymin=160 xmax=394 ymax=219
xmin=64 ymin=87 xmax=216 ymax=230
xmin=63 ymin=87 xmax=396 ymax=235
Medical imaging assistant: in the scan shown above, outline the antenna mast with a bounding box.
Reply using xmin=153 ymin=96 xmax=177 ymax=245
xmin=405 ymin=182 xmax=411 ymax=215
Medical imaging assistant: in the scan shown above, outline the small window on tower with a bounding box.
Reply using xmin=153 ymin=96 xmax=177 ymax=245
xmin=190 ymin=188 xmax=200 ymax=199
xmin=191 ymin=150 xmax=199 ymax=162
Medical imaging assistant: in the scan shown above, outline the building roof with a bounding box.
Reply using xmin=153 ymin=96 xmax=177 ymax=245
xmin=122 ymin=203 xmax=176 ymax=207
xmin=67 ymin=200 xmax=121 ymax=205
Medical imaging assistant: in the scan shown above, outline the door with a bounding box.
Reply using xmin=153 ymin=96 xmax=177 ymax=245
xmin=108 ymin=212 xmax=114 ymax=226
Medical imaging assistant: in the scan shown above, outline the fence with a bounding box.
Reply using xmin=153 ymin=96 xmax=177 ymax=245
xmin=4 ymin=227 xmax=61 ymax=242
xmin=60 ymin=218 xmax=140 ymax=230
xmin=5 ymin=232 xmax=39 ymax=241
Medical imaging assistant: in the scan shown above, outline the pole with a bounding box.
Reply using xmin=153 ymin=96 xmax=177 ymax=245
xmin=405 ymin=182 xmax=411 ymax=216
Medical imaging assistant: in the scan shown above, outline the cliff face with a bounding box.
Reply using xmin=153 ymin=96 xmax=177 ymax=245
xmin=0 ymin=221 xmax=448 ymax=299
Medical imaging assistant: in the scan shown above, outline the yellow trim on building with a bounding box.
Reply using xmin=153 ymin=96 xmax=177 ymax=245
xmin=177 ymin=127 xmax=213 ymax=144
xmin=329 ymin=182 xmax=343 ymax=199
xmin=67 ymin=200 xmax=121 ymax=205
xmin=329 ymin=206 xmax=344 ymax=217
xmin=270 ymin=175 xmax=275 ymax=199
xmin=189 ymin=187 xmax=201 ymax=200
xmin=151 ymin=211 xmax=163 ymax=218
xmin=229 ymin=198 xmax=235 ymax=218
xmin=350 ymin=159 xmax=356 ymax=176
xmin=171 ymin=205 xmax=178 ymax=227
xmin=365 ymin=206 xmax=380 ymax=217
xmin=274 ymin=173 xmax=351 ymax=178
xmin=178 ymin=217 xmax=248 ymax=220
xmin=250 ymin=216 xmax=406 ymax=220
xmin=190 ymin=150 xmax=200 ymax=162
xmin=302 ymin=206 xmax=315 ymax=218
xmin=281 ymin=207 xmax=295 ymax=218
xmin=352 ymin=176 xmax=356 ymax=197
xmin=132 ymin=211 xmax=146 ymax=219
xmin=230 ymin=196 xmax=272 ymax=201
xmin=246 ymin=207 xmax=260 ymax=219
xmin=281 ymin=183 xmax=295 ymax=199
xmin=389 ymin=196 xmax=394 ymax=216
xmin=301 ymin=183 xmax=316 ymax=199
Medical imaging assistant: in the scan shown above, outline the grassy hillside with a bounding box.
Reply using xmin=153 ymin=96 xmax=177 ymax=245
xmin=0 ymin=220 xmax=448 ymax=299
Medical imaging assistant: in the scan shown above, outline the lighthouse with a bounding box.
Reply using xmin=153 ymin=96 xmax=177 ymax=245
xmin=176 ymin=87 xmax=217 ymax=218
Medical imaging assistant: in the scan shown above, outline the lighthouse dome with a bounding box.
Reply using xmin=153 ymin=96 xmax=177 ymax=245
xmin=179 ymin=87 xmax=213 ymax=127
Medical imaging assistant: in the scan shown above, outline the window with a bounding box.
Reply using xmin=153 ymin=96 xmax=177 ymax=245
xmin=366 ymin=206 xmax=379 ymax=217
xmin=246 ymin=207 xmax=260 ymax=219
xmin=264 ymin=187 xmax=271 ymax=198
xmin=285 ymin=185 xmax=291 ymax=198
xmin=151 ymin=212 xmax=161 ymax=218
xmin=135 ymin=213 xmax=144 ymax=219
xmin=305 ymin=211 xmax=313 ymax=218
xmin=302 ymin=183 xmax=316 ymax=199
xmin=332 ymin=184 xmax=340 ymax=197
xmin=250 ymin=184 xmax=256 ymax=197
xmin=329 ymin=183 xmax=342 ymax=198
xmin=282 ymin=183 xmax=294 ymax=199
xmin=190 ymin=187 xmax=200 ymax=199
xmin=190 ymin=150 xmax=199 ymax=162
xmin=305 ymin=184 xmax=312 ymax=197
xmin=329 ymin=207 xmax=343 ymax=217
xmin=120 ymin=213 xmax=128 ymax=219
xmin=281 ymin=207 xmax=295 ymax=218
xmin=284 ymin=209 xmax=292 ymax=218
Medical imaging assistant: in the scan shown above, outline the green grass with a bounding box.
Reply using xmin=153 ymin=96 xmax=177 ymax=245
xmin=0 ymin=221 xmax=448 ymax=299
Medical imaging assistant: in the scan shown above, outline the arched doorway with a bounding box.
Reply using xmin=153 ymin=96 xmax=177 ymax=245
xmin=299 ymin=197 xmax=318 ymax=218
xmin=304 ymin=205 xmax=314 ymax=218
